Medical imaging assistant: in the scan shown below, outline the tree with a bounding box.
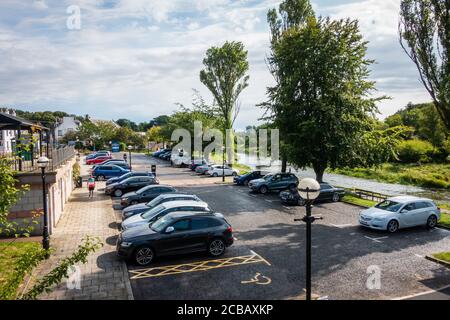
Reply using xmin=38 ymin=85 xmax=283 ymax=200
xmin=264 ymin=3 xmax=386 ymax=182
xmin=399 ymin=0 xmax=450 ymax=130
xmin=116 ymin=119 xmax=138 ymax=131
xmin=200 ymin=41 xmax=250 ymax=164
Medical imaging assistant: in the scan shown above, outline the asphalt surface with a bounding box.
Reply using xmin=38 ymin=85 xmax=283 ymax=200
xmin=112 ymin=153 xmax=450 ymax=300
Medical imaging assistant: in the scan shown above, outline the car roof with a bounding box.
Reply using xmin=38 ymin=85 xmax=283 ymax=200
xmin=387 ymin=196 xmax=433 ymax=203
xmin=141 ymin=184 xmax=174 ymax=190
xmin=161 ymin=200 xmax=208 ymax=209
xmin=164 ymin=211 xmax=218 ymax=219
xmin=159 ymin=193 xmax=197 ymax=199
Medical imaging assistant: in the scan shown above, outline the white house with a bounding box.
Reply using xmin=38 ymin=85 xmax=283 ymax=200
xmin=54 ymin=116 xmax=81 ymax=140
xmin=0 ymin=108 xmax=17 ymax=153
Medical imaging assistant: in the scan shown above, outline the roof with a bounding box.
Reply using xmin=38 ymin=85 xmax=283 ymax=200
xmin=0 ymin=112 xmax=49 ymax=131
xmin=387 ymin=196 xmax=432 ymax=203
xmin=159 ymin=193 xmax=196 ymax=199
xmin=164 ymin=211 xmax=217 ymax=219
xmin=160 ymin=200 xmax=208 ymax=209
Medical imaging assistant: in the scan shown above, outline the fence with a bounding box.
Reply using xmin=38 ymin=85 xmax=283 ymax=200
xmin=0 ymin=145 xmax=75 ymax=173
xmin=346 ymin=188 xmax=389 ymax=203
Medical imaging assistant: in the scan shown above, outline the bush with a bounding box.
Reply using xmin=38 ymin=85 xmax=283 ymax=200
xmin=396 ymin=139 xmax=434 ymax=163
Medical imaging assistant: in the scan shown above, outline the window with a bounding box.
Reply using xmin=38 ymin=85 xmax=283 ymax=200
xmin=320 ymin=184 xmax=332 ymax=190
xmin=102 ymin=166 xmax=112 ymax=171
xmin=191 ymin=218 xmax=210 ymax=230
xmin=415 ymin=202 xmax=434 ymax=209
xmin=58 ymin=130 xmax=63 ymax=137
xmin=403 ymin=203 xmax=416 ymax=211
xmin=172 ymin=219 xmax=190 ymax=231
xmin=375 ymin=200 xmax=403 ymax=212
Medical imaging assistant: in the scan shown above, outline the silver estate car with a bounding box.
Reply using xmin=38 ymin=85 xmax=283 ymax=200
xmin=359 ymin=196 xmax=441 ymax=233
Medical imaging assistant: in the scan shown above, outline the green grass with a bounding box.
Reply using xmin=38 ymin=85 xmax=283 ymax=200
xmin=438 ymin=213 xmax=450 ymax=229
xmin=0 ymin=241 xmax=40 ymax=298
xmin=432 ymin=252 xmax=450 ymax=263
xmin=342 ymin=194 xmax=377 ymax=208
xmin=332 ymin=163 xmax=450 ymax=189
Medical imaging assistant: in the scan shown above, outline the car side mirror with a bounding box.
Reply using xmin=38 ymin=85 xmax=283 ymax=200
xmin=400 ymin=209 xmax=408 ymax=214
xmin=165 ymin=226 xmax=174 ymax=233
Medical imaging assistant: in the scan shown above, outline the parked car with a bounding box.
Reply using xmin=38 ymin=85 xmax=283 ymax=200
xmin=105 ymin=176 xmax=159 ymax=197
xmin=86 ymin=155 xmax=112 ymax=165
xmin=171 ymin=152 xmax=191 ymax=167
xmin=86 ymin=152 xmax=109 ymax=160
xmin=359 ymin=196 xmax=441 ymax=233
xmin=248 ymin=173 xmax=299 ymax=194
xmin=280 ymin=183 xmax=345 ymax=206
xmin=122 ymin=193 xmax=202 ymax=220
xmin=160 ymin=151 xmax=172 ymax=160
xmin=93 ymin=160 xmax=130 ymax=171
xmin=121 ymin=200 xmax=210 ymax=230
xmin=206 ymin=165 xmax=239 ymax=177
xmin=92 ymin=165 xmax=130 ymax=181
xmin=234 ymin=171 xmax=265 ymax=186
xmin=116 ymin=211 xmax=234 ymax=266
xmin=106 ymin=171 xmax=155 ymax=186
xmin=195 ymin=164 xmax=213 ymax=175
xmin=189 ymin=159 xmax=207 ymax=171
xmin=121 ymin=185 xmax=177 ymax=207
xmin=153 ymin=149 xmax=171 ymax=157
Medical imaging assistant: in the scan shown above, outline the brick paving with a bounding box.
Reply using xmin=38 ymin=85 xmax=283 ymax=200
xmin=32 ymin=182 xmax=133 ymax=300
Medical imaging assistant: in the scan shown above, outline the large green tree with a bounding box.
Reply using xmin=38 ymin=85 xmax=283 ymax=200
xmin=264 ymin=2 xmax=387 ymax=182
xmin=399 ymin=0 xmax=450 ymax=130
xmin=200 ymin=41 xmax=250 ymax=164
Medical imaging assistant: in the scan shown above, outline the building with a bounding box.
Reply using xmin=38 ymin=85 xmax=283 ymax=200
xmin=54 ymin=116 xmax=81 ymax=141
xmin=0 ymin=108 xmax=17 ymax=153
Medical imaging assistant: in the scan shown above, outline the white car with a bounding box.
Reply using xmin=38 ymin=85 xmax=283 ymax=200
xmin=206 ymin=165 xmax=239 ymax=177
xmin=359 ymin=196 xmax=441 ymax=233
xmin=170 ymin=152 xmax=191 ymax=167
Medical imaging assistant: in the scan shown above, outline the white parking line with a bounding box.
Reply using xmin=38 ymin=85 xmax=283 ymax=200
xmin=414 ymin=254 xmax=424 ymax=258
xmin=393 ymin=284 xmax=450 ymax=300
xmin=330 ymin=224 xmax=354 ymax=228
xmin=364 ymin=236 xmax=389 ymax=243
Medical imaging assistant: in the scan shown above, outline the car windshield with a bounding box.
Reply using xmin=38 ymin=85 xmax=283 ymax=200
xmin=150 ymin=215 xmax=174 ymax=232
xmin=375 ymin=200 xmax=403 ymax=212
xmin=136 ymin=186 xmax=151 ymax=195
xmin=263 ymin=175 xmax=273 ymax=181
xmin=141 ymin=204 xmax=166 ymax=219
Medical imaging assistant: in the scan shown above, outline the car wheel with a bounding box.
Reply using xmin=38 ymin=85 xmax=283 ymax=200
xmin=114 ymin=189 xmax=123 ymax=197
xmin=97 ymin=175 xmax=105 ymax=181
xmin=209 ymin=239 xmax=226 ymax=257
xmin=297 ymin=198 xmax=306 ymax=206
xmin=259 ymin=185 xmax=268 ymax=194
xmin=213 ymin=172 xmax=218 ymax=177
xmin=332 ymin=193 xmax=340 ymax=202
xmin=387 ymin=220 xmax=399 ymax=233
xmin=232 ymin=172 xmax=237 ymax=177
xmin=426 ymin=215 xmax=438 ymax=229
xmin=134 ymin=246 xmax=155 ymax=266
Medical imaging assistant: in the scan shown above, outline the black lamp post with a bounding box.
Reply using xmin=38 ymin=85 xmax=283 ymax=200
xmin=37 ymin=156 xmax=50 ymax=257
xmin=221 ymin=146 xmax=226 ymax=182
xmin=128 ymin=145 xmax=133 ymax=170
xmin=296 ymin=178 xmax=321 ymax=300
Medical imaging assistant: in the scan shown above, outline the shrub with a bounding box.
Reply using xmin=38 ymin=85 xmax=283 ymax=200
xmin=396 ymin=139 xmax=434 ymax=163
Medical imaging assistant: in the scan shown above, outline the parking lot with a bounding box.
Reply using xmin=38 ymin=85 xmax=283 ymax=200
xmin=110 ymin=153 xmax=450 ymax=300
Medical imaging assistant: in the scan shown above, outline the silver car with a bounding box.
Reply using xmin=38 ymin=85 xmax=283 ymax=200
xmin=359 ymin=196 xmax=441 ymax=233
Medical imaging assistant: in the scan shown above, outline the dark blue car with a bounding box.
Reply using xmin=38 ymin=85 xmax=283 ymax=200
xmin=92 ymin=165 xmax=130 ymax=181
xmin=106 ymin=171 xmax=155 ymax=186
xmin=233 ymin=171 xmax=264 ymax=186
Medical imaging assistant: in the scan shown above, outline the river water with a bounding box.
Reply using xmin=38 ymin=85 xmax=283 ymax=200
xmin=236 ymin=153 xmax=450 ymax=204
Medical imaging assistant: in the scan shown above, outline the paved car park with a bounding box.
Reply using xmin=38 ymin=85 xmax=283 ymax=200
xmin=111 ymin=153 xmax=450 ymax=300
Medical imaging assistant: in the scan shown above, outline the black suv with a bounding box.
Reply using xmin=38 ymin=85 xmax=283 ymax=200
xmin=106 ymin=171 xmax=155 ymax=186
xmin=116 ymin=211 xmax=234 ymax=266
xmin=120 ymin=185 xmax=177 ymax=207
xmin=105 ymin=176 xmax=159 ymax=197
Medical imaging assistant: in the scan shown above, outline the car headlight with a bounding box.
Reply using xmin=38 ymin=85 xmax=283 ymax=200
xmin=122 ymin=197 xmax=128 ymax=201
xmin=120 ymin=241 xmax=132 ymax=248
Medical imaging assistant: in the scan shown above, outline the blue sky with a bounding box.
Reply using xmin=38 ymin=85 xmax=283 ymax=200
xmin=0 ymin=0 xmax=431 ymax=129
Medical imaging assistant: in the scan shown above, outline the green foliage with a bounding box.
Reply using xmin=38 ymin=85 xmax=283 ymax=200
xmin=438 ymin=213 xmax=450 ymax=229
xmin=72 ymin=162 xmax=81 ymax=182
xmin=399 ymin=0 xmax=450 ymax=130
xmin=21 ymin=236 xmax=103 ymax=300
xmin=396 ymin=139 xmax=434 ymax=163
xmin=0 ymin=242 xmax=44 ymax=300
xmin=264 ymin=1 xmax=387 ymax=182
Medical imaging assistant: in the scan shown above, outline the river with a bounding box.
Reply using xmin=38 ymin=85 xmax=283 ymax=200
xmin=236 ymin=153 xmax=450 ymax=204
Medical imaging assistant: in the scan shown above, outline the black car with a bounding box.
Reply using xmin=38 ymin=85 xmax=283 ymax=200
xmin=160 ymin=151 xmax=172 ymax=160
xmin=122 ymin=193 xmax=202 ymax=220
xmin=106 ymin=176 xmax=159 ymax=197
xmin=116 ymin=211 xmax=234 ymax=266
xmin=106 ymin=171 xmax=155 ymax=186
xmin=233 ymin=171 xmax=264 ymax=186
xmin=280 ymin=182 xmax=346 ymax=206
xmin=121 ymin=185 xmax=177 ymax=207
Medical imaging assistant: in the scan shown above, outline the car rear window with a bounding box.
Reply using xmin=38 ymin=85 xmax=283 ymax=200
xmin=415 ymin=201 xmax=434 ymax=209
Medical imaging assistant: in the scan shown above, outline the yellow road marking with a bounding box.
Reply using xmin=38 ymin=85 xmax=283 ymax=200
xmin=129 ymin=253 xmax=270 ymax=279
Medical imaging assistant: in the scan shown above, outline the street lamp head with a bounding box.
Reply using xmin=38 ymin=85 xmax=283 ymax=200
xmin=127 ymin=145 xmax=133 ymax=150
xmin=37 ymin=156 xmax=50 ymax=169
xmin=298 ymin=178 xmax=320 ymax=201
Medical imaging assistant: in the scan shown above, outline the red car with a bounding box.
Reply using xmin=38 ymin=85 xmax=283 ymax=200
xmin=86 ymin=155 xmax=112 ymax=165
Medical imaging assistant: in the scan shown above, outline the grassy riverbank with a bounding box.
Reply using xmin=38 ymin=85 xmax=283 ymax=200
xmin=331 ymin=163 xmax=450 ymax=189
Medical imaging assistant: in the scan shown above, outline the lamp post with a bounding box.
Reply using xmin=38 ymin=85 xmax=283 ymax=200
xmin=128 ymin=145 xmax=133 ymax=170
xmin=296 ymin=178 xmax=321 ymax=301
xmin=37 ymin=156 xmax=50 ymax=257
xmin=221 ymin=146 xmax=225 ymax=182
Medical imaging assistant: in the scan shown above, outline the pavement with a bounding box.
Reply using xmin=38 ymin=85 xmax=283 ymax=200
xmin=115 ymin=153 xmax=450 ymax=300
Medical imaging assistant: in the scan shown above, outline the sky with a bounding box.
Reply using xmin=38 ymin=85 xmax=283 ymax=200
xmin=0 ymin=0 xmax=432 ymax=129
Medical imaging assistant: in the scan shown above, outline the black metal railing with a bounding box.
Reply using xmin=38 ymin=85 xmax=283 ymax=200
xmin=346 ymin=188 xmax=389 ymax=203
